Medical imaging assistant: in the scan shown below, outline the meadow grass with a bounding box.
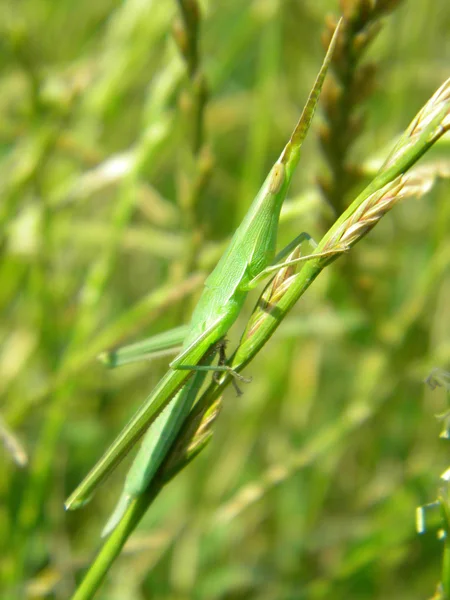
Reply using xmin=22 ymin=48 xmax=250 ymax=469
xmin=1 ymin=1 xmax=450 ymax=598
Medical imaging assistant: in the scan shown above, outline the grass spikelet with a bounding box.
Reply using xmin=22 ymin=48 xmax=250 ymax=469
xmin=319 ymin=0 xmax=406 ymax=216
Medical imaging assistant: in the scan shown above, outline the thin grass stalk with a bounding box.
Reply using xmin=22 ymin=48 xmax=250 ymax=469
xmin=70 ymin=484 xmax=162 ymax=600
xmin=173 ymin=0 xmax=211 ymax=280
xmin=72 ymin=77 xmax=450 ymax=598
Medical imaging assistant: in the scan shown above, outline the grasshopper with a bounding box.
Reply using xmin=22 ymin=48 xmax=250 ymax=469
xmin=65 ymin=21 xmax=344 ymax=529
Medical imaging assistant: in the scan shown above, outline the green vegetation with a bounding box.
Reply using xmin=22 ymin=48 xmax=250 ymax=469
xmin=1 ymin=1 xmax=450 ymax=599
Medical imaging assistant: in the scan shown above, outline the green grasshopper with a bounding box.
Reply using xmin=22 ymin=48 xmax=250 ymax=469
xmin=65 ymin=20 xmax=344 ymax=524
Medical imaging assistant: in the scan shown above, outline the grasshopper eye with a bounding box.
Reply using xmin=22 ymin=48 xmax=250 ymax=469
xmin=269 ymin=163 xmax=286 ymax=194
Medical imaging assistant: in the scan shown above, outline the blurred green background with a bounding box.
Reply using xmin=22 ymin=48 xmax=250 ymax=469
xmin=1 ymin=0 xmax=450 ymax=598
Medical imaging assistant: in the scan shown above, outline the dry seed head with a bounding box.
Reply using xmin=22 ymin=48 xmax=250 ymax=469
xmin=243 ymin=247 xmax=303 ymax=340
xmin=325 ymin=169 xmax=438 ymax=251
xmin=191 ymin=398 xmax=222 ymax=443
xmin=162 ymin=397 xmax=222 ymax=476
xmin=409 ymin=78 xmax=450 ymax=136
xmin=181 ymin=399 xmax=222 ymax=457
xmin=381 ymin=78 xmax=450 ymax=172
